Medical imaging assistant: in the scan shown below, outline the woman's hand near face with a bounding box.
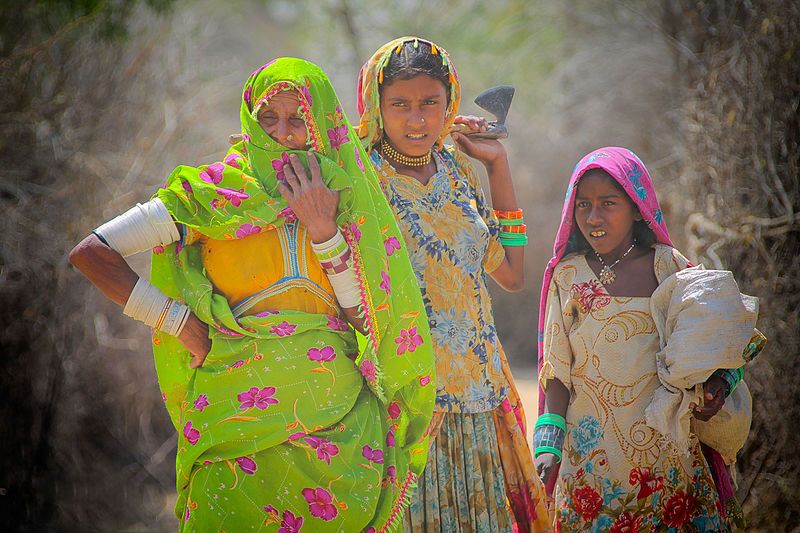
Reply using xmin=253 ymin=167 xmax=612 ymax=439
xmin=451 ymin=115 xmax=507 ymax=167
xmin=278 ymin=153 xmax=340 ymax=243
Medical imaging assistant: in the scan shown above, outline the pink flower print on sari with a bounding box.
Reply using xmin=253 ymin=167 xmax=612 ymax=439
xmin=183 ymin=421 xmax=200 ymax=445
xmin=235 ymin=223 xmax=261 ymax=239
xmin=230 ymin=359 xmax=246 ymax=369
xmin=419 ymin=374 xmax=431 ymax=386
xmin=347 ymin=221 xmax=362 ymax=243
xmin=237 ymin=386 xmax=279 ymax=410
xmin=181 ymin=180 xmax=193 ymax=193
xmin=193 ymin=394 xmax=209 ymax=412
xmin=302 ymin=487 xmax=338 ymax=521
xmin=278 ymin=206 xmax=297 ymax=223
xmin=253 ymin=310 xmax=279 ymax=318
xmin=264 ymin=504 xmax=279 ymax=516
xmin=298 ymin=84 xmax=313 ymax=107
xmin=362 ymin=444 xmax=384 ymax=464
xmin=386 ymin=426 xmax=395 ymax=447
xmin=354 ymin=145 xmax=365 ymax=172
xmin=235 ymin=456 xmax=258 ymax=475
xmin=387 ymin=401 xmax=401 ymax=420
xmin=272 ymin=152 xmax=291 ymax=182
xmin=571 ymin=280 xmax=611 ymax=313
xmin=305 ymin=436 xmax=340 ymax=465
xmin=243 ymin=84 xmax=253 ymax=110
xmin=394 ymin=326 xmax=423 ymax=355
xmin=215 ymin=187 xmax=249 ymax=208
xmin=152 ymin=245 xmax=164 ymax=255
xmin=224 ymin=153 xmax=243 ymax=169
xmin=327 ymin=124 xmax=349 ymax=150
xmin=326 ymin=315 xmax=349 ymax=331
xmin=270 ymin=321 xmax=296 ymax=337
xmin=200 ymin=163 xmax=224 ymax=185
xmin=379 ymin=271 xmax=391 ymax=295
xmin=288 ymin=431 xmax=306 ymax=441
xmin=279 ymin=510 xmax=304 ymax=533
xmin=384 ymin=236 xmax=401 ymax=256
xmin=307 ymin=345 xmax=336 ymax=362
xmin=359 ymin=359 xmax=376 ymax=382
xmin=216 ymin=325 xmax=244 ymax=337
xmin=386 ymin=465 xmax=396 ymax=484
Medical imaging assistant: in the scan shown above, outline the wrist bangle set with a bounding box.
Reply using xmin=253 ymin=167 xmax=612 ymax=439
xmin=534 ymin=413 xmax=566 ymax=462
xmin=311 ymin=229 xmax=361 ymax=309
xmin=124 ymin=277 xmax=190 ymax=337
xmin=713 ymin=367 xmax=745 ymax=398
xmin=494 ymin=208 xmax=528 ymax=247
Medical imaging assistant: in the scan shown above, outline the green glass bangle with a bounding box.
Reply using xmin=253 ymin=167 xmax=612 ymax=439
xmin=536 ymin=413 xmax=566 ymax=431
xmin=534 ymin=445 xmax=563 ymax=461
xmin=499 ymin=218 xmax=525 ymax=226
xmin=499 ymin=233 xmax=529 ymax=239
xmin=499 ymin=235 xmax=528 ymax=246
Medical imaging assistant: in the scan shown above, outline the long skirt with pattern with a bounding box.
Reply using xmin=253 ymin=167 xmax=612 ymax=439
xmin=404 ymin=378 xmax=552 ymax=533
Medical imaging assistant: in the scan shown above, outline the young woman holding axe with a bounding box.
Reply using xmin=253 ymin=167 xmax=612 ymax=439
xmin=356 ymin=37 xmax=552 ymax=532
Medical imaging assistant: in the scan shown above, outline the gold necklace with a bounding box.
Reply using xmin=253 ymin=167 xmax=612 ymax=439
xmin=593 ymin=241 xmax=636 ymax=285
xmin=380 ymin=138 xmax=432 ymax=167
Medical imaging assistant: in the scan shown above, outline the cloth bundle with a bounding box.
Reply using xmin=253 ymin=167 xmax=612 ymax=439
xmin=646 ymin=267 xmax=759 ymax=462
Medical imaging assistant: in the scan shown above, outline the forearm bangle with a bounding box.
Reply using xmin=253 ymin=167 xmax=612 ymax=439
xmin=95 ymin=198 xmax=180 ymax=257
xmin=534 ymin=413 xmax=566 ymax=461
xmin=311 ymin=230 xmax=361 ymax=309
xmin=123 ymin=277 xmax=190 ymax=337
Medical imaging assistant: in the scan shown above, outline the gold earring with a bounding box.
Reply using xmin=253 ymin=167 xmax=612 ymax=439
xmin=287 ymin=134 xmax=295 ymax=142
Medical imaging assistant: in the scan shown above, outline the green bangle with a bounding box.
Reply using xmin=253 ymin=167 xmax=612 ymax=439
xmin=499 ymin=233 xmax=528 ymax=239
xmin=536 ymin=413 xmax=567 ymax=431
xmin=499 ymin=235 xmax=528 ymax=246
xmin=534 ymin=445 xmax=563 ymax=461
xmin=499 ymin=218 xmax=525 ymax=226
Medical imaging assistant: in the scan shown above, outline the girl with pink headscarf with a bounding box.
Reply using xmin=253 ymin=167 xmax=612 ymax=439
xmin=534 ymin=147 xmax=762 ymax=531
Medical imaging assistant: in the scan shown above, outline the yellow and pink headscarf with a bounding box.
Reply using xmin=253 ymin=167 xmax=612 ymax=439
xmin=356 ymin=36 xmax=461 ymax=149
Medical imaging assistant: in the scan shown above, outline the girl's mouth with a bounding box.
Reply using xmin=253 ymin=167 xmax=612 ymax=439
xmin=590 ymin=230 xmax=606 ymax=238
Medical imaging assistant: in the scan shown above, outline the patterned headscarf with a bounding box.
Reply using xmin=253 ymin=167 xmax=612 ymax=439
xmin=537 ymin=147 xmax=673 ymax=411
xmin=356 ymin=36 xmax=461 ymax=149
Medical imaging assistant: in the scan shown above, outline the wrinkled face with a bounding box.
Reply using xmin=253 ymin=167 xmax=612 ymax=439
xmin=379 ymin=74 xmax=448 ymax=157
xmin=574 ymin=169 xmax=642 ymax=256
xmin=257 ymin=89 xmax=309 ymax=150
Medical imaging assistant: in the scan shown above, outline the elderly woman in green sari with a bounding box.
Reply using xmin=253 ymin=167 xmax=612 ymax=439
xmin=69 ymin=58 xmax=435 ymax=531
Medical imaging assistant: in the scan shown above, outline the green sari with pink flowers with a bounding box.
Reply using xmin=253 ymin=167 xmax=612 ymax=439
xmin=149 ymin=58 xmax=435 ymax=532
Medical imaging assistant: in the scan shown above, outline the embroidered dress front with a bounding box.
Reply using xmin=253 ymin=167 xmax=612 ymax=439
xmin=541 ymin=245 xmax=724 ymax=531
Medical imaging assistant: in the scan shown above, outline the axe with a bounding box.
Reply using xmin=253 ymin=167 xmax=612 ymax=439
xmin=449 ymin=85 xmax=514 ymax=140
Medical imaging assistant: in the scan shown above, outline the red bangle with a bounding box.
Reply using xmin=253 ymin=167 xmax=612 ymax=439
xmin=493 ymin=208 xmax=523 ymax=220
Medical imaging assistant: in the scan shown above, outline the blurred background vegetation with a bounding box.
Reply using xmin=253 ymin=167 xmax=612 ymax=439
xmin=1 ymin=0 xmax=797 ymax=529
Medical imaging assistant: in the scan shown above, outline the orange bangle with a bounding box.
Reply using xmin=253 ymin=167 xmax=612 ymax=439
xmin=493 ymin=209 xmax=523 ymax=220
xmin=501 ymin=224 xmax=527 ymax=234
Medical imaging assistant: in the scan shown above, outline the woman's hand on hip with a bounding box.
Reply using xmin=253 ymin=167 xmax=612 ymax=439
xmin=178 ymin=312 xmax=211 ymax=369
xmin=451 ymin=115 xmax=507 ymax=167
xmin=278 ymin=152 xmax=340 ymax=243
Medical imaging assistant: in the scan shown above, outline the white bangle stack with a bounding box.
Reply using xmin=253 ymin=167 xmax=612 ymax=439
xmin=310 ymin=230 xmax=361 ymax=309
xmin=123 ymin=277 xmax=191 ymax=337
xmin=95 ymin=198 xmax=180 ymax=256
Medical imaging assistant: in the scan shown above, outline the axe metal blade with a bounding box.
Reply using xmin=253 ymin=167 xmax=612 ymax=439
xmin=465 ymin=85 xmax=514 ymax=139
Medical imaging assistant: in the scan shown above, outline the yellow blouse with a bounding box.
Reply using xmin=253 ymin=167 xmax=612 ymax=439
xmin=186 ymin=222 xmax=338 ymax=317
